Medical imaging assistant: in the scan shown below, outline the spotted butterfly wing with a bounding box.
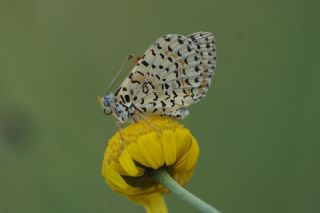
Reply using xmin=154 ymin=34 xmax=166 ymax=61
xmin=114 ymin=32 xmax=216 ymax=119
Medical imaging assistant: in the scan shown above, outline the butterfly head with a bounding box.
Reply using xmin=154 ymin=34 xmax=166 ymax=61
xmin=98 ymin=94 xmax=115 ymax=115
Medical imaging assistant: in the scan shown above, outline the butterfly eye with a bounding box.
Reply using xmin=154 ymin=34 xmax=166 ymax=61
xmin=104 ymin=97 xmax=110 ymax=107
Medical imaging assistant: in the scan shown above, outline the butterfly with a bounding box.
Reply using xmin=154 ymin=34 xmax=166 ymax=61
xmin=98 ymin=32 xmax=216 ymax=124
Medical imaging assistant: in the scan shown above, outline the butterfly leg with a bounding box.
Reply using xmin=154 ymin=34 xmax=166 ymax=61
xmin=115 ymin=121 xmax=127 ymax=148
xmin=161 ymin=108 xmax=190 ymax=119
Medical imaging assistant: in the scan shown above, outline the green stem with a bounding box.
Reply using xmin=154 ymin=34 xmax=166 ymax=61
xmin=151 ymin=168 xmax=221 ymax=213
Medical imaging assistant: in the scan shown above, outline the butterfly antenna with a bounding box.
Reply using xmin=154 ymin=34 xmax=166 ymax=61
xmin=106 ymin=54 xmax=134 ymax=94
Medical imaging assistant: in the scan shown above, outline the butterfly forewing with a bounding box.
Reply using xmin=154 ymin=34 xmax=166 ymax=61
xmin=114 ymin=32 xmax=216 ymax=117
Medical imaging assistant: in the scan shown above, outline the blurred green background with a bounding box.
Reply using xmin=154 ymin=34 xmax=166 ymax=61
xmin=1 ymin=0 xmax=319 ymax=212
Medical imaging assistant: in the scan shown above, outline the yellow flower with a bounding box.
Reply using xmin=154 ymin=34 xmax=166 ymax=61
xmin=101 ymin=116 xmax=199 ymax=213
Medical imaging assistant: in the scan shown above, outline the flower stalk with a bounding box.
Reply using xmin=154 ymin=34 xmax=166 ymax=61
xmin=151 ymin=168 xmax=221 ymax=213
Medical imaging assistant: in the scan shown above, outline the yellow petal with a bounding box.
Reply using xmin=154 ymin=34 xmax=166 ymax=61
xmin=174 ymin=136 xmax=199 ymax=172
xmin=134 ymin=194 xmax=168 ymax=213
xmin=172 ymin=171 xmax=193 ymax=186
xmin=119 ymin=149 xmax=145 ymax=176
xmin=126 ymin=143 xmax=149 ymax=166
xmin=137 ymin=133 xmax=164 ymax=169
xmin=175 ymin=129 xmax=192 ymax=159
xmin=173 ymin=153 xmax=188 ymax=172
xmin=105 ymin=167 xmax=143 ymax=196
xmin=104 ymin=167 xmax=129 ymax=192
xmin=109 ymin=161 xmax=127 ymax=176
xmin=160 ymin=130 xmax=176 ymax=166
xmin=186 ymin=136 xmax=200 ymax=171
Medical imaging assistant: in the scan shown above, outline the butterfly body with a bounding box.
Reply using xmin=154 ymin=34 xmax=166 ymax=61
xmin=99 ymin=32 xmax=216 ymax=124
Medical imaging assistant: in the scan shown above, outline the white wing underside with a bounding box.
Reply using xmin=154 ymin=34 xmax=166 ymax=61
xmin=115 ymin=32 xmax=216 ymax=118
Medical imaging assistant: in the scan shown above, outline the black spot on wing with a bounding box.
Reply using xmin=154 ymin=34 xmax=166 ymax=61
xmin=172 ymin=91 xmax=178 ymax=98
xmin=161 ymin=101 xmax=166 ymax=107
xmin=125 ymin=95 xmax=130 ymax=103
xmin=174 ymin=71 xmax=179 ymax=78
xmin=140 ymin=98 xmax=144 ymax=105
xmin=153 ymin=93 xmax=159 ymax=101
xmin=114 ymin=87 xmax=121 ymax=96
xmin=170 ymin=100 xmax=175 ymax=107
xmin=149 ymin=82 xmax=155 ymax=89
xmin=120 ymin=95 xmax=126 ymax=103
xmin=141 ymin=60 xmax=149 ymax=67
xmin=176 ymin=80 xmax=181 ymax=88
xmin=185 ymin=79 xmax=192 ymax=86
xmin=136 ymin=71 xmax=144 ymax=76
